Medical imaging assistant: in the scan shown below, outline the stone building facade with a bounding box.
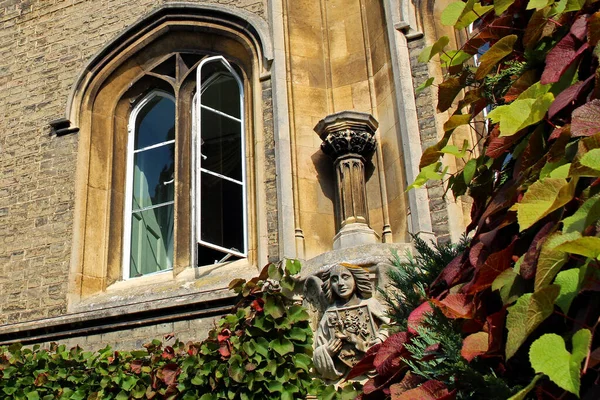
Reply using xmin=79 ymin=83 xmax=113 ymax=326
xmin=0 ymin=0 xmax=468 ymax=350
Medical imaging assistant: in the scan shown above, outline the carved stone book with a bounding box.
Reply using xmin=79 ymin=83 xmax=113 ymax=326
xmin=325 ymin=303 xmax=377 ymax=368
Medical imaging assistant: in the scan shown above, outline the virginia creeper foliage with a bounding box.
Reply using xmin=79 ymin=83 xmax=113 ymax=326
xmin=352 ymin=0 xmax=600 ymax=398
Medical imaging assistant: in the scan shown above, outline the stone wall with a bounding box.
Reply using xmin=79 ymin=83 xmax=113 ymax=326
xmin=0 ymin=0 xmax=266 ymax=326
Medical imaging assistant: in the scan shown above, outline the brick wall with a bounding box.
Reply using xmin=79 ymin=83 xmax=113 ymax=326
xmin=407 ymin=37 xmax=452 ymax=244
xmin=0 ymin=0 xmax=266 ymax=325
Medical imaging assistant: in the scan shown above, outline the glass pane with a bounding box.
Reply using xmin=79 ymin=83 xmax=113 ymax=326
xmin=200 ymin=172 xmax=244 ymax=252
xmin=132 ymin=144 xmax=175 ymax=210
xmin=202 ymin=73 xmax=240 ymax=118
xmin=135 ymin=95 xmax=175 ymax=149
xmin=130 ymin=204 xmax=174 ymax=277
xmin=200 ymin=108 xmax=242 ymax=181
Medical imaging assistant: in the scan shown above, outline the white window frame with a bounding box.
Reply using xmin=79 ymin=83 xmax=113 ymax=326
xmin=122 ymin=90 xmax=176 ymax=280
xmin=194 ymin=55 xmax=248 ymax=264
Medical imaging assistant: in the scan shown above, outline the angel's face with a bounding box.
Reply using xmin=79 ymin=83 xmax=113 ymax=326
xmin=330 ymin=267 xmax=356 ymax=301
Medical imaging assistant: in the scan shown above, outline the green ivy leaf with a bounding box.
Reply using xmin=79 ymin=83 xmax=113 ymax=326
xmin=444 ymin=114 xmax=472 ymax=132
xmin=554 ymin=236 xmax=600 ymax=259
xmin=440 ymin=50 xmax=473 ymax=67
xmin=562 ymin=194 xmax=600 ymax=234
xmin=284 ymin=259 xmax=301 ymax=275
xmin=580 ymin=148 xmax=600 ymax=171
xmin=488 ymin=82 xmax=553 ymax=136
xmin=506 ymin=285 xmax=560 ymax=359
xmin=407 ymin=162 xmax=447 ymax=190
xmin=415 ymin=77 xmax=434 ymax=94
xmin=418 ymin=36 xmax=450 ymax=64
xmin=463 ymin=159 xmax=478 ymax=185
xmin=564 ymin=0 xmax=586 ymax=12
xmin=535 ymin=233 xmax=568 ymax=291
xmin=287 ymin=305 xmax=310 ymax=323
xmin=270 ymin=338 xmax=294 ymax=356
xmin=475 ymin=35 xmax=518 ymax=80
xmin=456 ymin=3 xmax=494 ymax=29
xmin=441 ymin=1 xmax=467 ymax=26
xmin=292 ymin=353 xmax=312 ymax=371
xmin=120 ymin=375 xmax=138 ymax=391
xmin=494 ymin=0 xmax=516 ymax=15
xmin=554 ymin=267 xmax=582 ymax=314
xmin=268 ymin=264 xmax=282 ymax=281
xmin=492 ymin=267 xmax=525 ymax=305
xmin=507 ymin=375 xmax=542 ymax=400
xmin=264 ymin=296 xmax=285 ymax=319
xmin=254 ymin=337 xmax=270 ymax=358
xmin=267 ymin=381 xmax=283 ymax=393
xmin=529 ymin=329 xmax=592 ymax=395
xmin=286 ymin=327 xmax=307 ymax=342
xmin=26 ymin=391 xmax=40 ymax=400
xmin=549 ymin=163 xmax=571 ymax=178
xmin=526 ymin=0 xmax=552 ymax=10
xmin=439 ymin=140 xmax=469 ymax=158
xmin=512 ymin=178 xmax=575 ymax=231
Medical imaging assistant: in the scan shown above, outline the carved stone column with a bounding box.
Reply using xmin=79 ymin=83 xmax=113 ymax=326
xmin=315 ymin=111 xmax=380 ymax=250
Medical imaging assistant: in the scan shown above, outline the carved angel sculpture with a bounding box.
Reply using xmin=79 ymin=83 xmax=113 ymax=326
xmin=305 ymin=264 xmax=389 ymax=381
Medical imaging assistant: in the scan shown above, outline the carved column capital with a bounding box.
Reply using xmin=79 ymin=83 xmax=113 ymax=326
xmin=314 ymin=111 xmax=378 ymax=160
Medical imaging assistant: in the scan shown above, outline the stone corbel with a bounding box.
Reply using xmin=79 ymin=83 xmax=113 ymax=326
xmin=49 ymin=118 xmax=79 ymax=136
xmin=394 ymin=21 xmax=423 ymax=41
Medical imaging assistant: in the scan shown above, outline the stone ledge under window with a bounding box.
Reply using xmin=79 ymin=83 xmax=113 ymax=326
xmin=0 ymin=261 xmax=258 ymax=346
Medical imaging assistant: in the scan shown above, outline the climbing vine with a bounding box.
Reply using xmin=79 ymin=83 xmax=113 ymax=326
xmin=351 ymin=0 xmax=600 ymax=398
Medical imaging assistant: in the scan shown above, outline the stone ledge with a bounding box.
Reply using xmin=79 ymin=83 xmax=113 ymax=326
xmin=0 ymin=288 xmax=237 ymax=346
xmin=299 ymin=242 xmax=413 ymax=279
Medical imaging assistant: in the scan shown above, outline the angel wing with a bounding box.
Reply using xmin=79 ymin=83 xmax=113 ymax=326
xmin=302 ymin=274 xmax=328 ymax=332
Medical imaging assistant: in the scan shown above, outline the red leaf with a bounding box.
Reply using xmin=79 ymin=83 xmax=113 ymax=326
xmin=549 ymin=126 xmax=567 ymax=141
xmin=217 ymin=329 xmax=231 ymax=342
xmin=485 ymin=126 xmax=526 ymax=158
xmin=395 ymin=380 xmax=456 ymax=400
xmin=390 ymin=373 xmax=423 ymax=398
xmin=548 ymin=76 xmax=595 ymax=119
xmin=486 ymin=309 xmax=506 ymax=355
xmin=408 ymin=302 xmax=434 ymax=334
xmin=589 ymin=12 xmax=600 ymax=46
xmin=430 ymin=254 xmax=468 ymax=293
xmin=373 ymin=332 xmax=410 ymax=377
xmin=161 ymin=346 xmax=175 ymax=360
xmin=438 ymin=76 xmax=465 ymax=112
xmin=34 ymin=372 xmax=49 ymax=386
xmin=432 ymin=293 xmax=474 ymax=319
xmin=462 ymin=242 xmax=515 ymax=294
xmin=186 ymin=343 xmax=199 ymax=356
xmin=157 ymin=363 xmax=181 ymax=386
xmin=130 ymin=360 xmax=143 ymax=374
xmin=218 ymin=342 xmax=231 ymax=358
xmin=520 ymin=222 xmax=555 ymax=279
xmin=570 ymin=15 xmax=588 ymax=41
xmin=251 ymin=298 xmax=264 ymax=312
xmin=346 ymin=342 xmax=381 ymax=380
xmin=541 ymin=31 xmax=589 ymax=84
xmin=461 ymin=332 xmax=490 ymax=362
xmin=469 ymin=242 xmax=488 ymax=270
xmin=571 ymin=100 xmax=600 ymax=137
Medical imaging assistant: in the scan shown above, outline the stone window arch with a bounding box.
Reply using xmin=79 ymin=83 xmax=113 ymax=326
xmin=66 ymin=4 xmax=272 ymax=303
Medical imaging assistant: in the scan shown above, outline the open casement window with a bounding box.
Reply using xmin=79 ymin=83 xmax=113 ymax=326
xmin=124 ymin=91 xmax=176 ymax=278
xmin=122 ymin=53 xmax=248 ymax=280
xmin=195 ymin=56 xmax=247 ymax=267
